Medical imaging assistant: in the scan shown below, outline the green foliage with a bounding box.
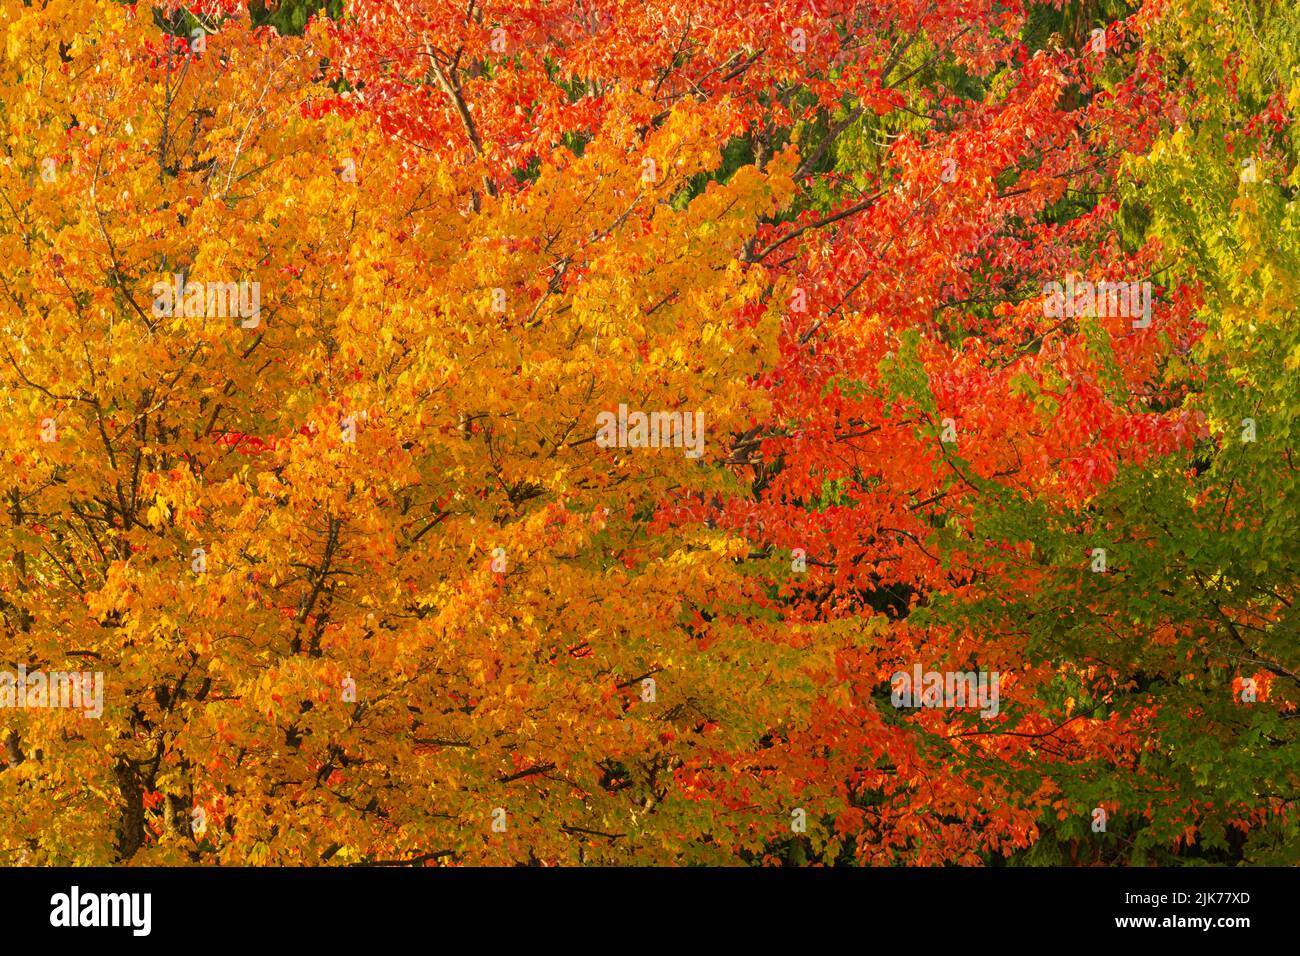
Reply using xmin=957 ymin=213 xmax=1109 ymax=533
xmin=939 ymin=0 xmax=1300 ymax=865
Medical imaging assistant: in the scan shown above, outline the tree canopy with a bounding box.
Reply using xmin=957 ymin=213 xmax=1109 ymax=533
xmin=0 ymin=0 xmax=1295 ymax=865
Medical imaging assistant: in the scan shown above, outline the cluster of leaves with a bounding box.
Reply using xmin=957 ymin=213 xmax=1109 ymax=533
xmin=0 ymin=0 xmax=1294 ymax=865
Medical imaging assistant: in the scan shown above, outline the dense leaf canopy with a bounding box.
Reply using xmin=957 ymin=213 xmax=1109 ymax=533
xmin=0 ymin=0 xmax=1295 ymax=865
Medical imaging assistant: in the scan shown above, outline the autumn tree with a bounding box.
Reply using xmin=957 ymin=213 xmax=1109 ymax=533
xmin=1 ymin=0 xmax=1293 ymax=867
xmin=940 ymin=0 xmax=1300 ymax=864
xmin=313 ymin=0 xmax=1187 ymax=866
xmin=0 ymin=0 xmax=804 ymax=864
